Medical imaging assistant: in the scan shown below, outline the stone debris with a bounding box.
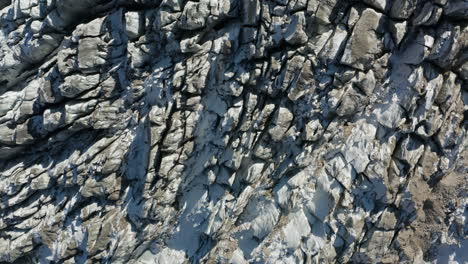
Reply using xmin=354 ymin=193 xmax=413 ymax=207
xmin=0 ymin=0 xmax=466 ymax=263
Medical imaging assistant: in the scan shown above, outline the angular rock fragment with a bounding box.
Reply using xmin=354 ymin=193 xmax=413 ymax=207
xmin=78 ymin=38 xmax=107 ymax=71
xmin=390 ymin=21 xmax=407 ymax=46
xmin=363 ymin=0 xmax=388 ymax=12
xmin=268 ymin=106 xmax=293 ymax=141
xmin=179 ymin=1 xmax=210 ymax=30
xmin=60 ymin=74 xmax=100 ymax=98
xmin=341 ymin=9 xmax=385 ymax=71
xmin=444 ymin=0 xmax=468 ymax=18
xmin=390 ymin=0 xmax=417 ymax=19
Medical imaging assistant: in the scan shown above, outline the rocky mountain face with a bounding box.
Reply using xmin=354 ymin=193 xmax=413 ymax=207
xmin=0 ymin=0 xmax=467 ymax=263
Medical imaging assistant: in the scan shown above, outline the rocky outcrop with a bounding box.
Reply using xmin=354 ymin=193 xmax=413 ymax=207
xmin=0 ymin=0 xmax=466 ymax=263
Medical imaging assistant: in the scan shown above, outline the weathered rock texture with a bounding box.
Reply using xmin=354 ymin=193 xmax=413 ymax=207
xmin=0 ymin=0 xmax=467 ymax=263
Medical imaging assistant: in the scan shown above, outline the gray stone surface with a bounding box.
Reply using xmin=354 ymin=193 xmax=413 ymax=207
xmin=0 ymin=0 xmax=466 ymax=263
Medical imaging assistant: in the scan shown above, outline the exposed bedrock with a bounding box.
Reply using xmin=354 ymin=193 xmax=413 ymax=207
xmin=0 ymin=0 xmax=466 ymax=263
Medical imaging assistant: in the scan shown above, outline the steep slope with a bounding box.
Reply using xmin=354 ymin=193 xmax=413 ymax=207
xmin=0 ymin=0 xmax=466 ymax=263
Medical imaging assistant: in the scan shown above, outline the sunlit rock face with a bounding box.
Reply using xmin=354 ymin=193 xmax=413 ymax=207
xmin=0 ymin=0 xmax=466 ymax=263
